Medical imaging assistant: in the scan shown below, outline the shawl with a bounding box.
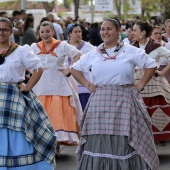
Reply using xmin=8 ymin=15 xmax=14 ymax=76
xmin=37 ymin=38 xmax=61 ymax=56
xmin=97 ymin=41 xmax=125 ymax=60
xmin=131 ymin=38 xmax=161 ymax=54
xmin=0 ymin=43 xmax=18 ymax=65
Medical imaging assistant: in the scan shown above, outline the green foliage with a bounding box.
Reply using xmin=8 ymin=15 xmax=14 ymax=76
xmin=161 ymin=0 xmax=170 ymax=20
xmin=63 ymin=0 xmax=71 ymax=8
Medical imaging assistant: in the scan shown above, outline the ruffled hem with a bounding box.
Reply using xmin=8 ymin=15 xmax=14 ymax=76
xmin=77 ymin=135 xmax=152 ymax=170
xmin=56 ymin=130 xmax=79 ymax=145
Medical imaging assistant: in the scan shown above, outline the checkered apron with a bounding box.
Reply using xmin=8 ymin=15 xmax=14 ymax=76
xmin=77 ymin=85 xmax=159 ymax=170
xmin=135 ymin=69 xmax=170 ymax=141
xmin=159 ymin=65 xmax=170 ymax=83
xmin=0 ymin=82 xmax=56 ymax=167
xmin=135 ymin=69 xmax=170 ymax=103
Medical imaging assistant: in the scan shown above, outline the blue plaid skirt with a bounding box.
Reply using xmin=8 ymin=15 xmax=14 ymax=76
xmin=0 ymin=83 xmax=56 ymax=168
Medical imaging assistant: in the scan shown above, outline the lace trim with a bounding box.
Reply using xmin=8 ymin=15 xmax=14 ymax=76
xmin=83 ymin=150 xmax=138 ymax=160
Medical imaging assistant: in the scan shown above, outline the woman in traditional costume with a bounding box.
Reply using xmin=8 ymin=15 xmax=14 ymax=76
xmin=66 ymin=23 xmax=95 ymax=111
xmin=132 ymin=20 xmax=170 ymax=142
xmin=31 ymin=21 xmax=83 ymax=156
xmin=0 ymin=17 xmax=56 ymax=170
xmin=71 ymin=18 xmax=159 ymax=170
xmin=151 ymin=25 xmax=170 ymax=82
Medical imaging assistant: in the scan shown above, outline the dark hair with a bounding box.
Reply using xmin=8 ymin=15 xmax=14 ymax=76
xmin=40 ymin=17 xmax=50 ymax=24
xmin=27 ymin=13 xmax=33 ymax=18
xmin=0 ymin=17 xmax=13 ymax=29
xmin=40 ymin=21 xmax=54 ymax=30
xmin=0 ymin=11 xmax=8 ymax=17
xmin=12 ymin=10 xmax=21 ymax=17
xmin=20 ymin=10 xmax=26 ymax=14
xmin=102 ymin=17 xmax=121 ymax=30
xmin=24 ymin=16 xmax=34 ymax=31
xmin=135 ymin=20 xmax=153 ymax=38
xmin=66 ymin=23 xmax=80 ymax=36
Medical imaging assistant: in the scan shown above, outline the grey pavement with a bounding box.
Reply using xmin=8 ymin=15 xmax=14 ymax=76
xmin=55 ymin=142 xmax=170 ymax=170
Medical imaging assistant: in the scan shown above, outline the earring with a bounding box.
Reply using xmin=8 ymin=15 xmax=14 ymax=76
xmin=139 ymin=35 xmax=143 ymax=39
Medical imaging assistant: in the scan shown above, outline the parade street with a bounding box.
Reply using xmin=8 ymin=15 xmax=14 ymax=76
xmin=55 ymin=142 xmax=170 ymax=170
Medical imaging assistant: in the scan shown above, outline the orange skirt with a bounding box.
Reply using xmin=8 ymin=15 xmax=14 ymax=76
xmin=38 ymin=95 xmax=79 ymax=145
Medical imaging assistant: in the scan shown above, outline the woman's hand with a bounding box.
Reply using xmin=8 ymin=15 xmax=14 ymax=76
xmin=61 ymin=68 xmax=71 ymax=77
xmin=154 ymin=70 xmax=163 ymax=77
xmin=18 ymin=82 xmax=29 ymax=92
xmin=134 ymin=83 xmax=144 ymax=92
xmin=86 ymin=83 xmax=96 ymax=93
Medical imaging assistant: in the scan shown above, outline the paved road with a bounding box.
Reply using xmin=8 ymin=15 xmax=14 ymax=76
xmin=55 ymin=142 xmax=170 ymax=170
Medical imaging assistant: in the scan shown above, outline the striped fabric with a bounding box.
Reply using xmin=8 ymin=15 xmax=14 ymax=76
xmin=135 ymin=69 xmax=170 ymax=142
xmin=78 ymin=85 xmax=159 ymax=170
xmin=159 ymin=65 xmax=170 ymax=83
xmin=0 ymin=83 xmax=56 ymax=167
xmin=135 ymin=69 xmax=170 ymax=103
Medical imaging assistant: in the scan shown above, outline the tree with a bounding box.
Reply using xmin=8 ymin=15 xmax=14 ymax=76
xmin=114 ymin=0 xmax=122 ymax=19
xmin=0 ymin=0 xmax=20 ymax=10
xmin=161 ymin=0 xmax=170 ymax=20
xmin=42 ymin=0 xmax=56 ymax=13
xmin=73 ymin=0 xmax=79 ymax=19
xmin=63 ymin=0 xmax=79 ymax=19
xmin=141 ymin=0 xmax=160 ymax=19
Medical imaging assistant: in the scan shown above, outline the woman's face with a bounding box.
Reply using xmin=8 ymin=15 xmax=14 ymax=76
xmin=133 ymin=24 xmax=145 ymax=41
xmin=69 ymin=26 xmax=82 ymax=41
xmin=151 ymin=28 xmax=162 ymax=43
xmin=39 ymin=25 xmax=54 ymax=43
xmin=0 ymin=21 xmax=13 ymax=43
xmin=100 ymin=21 xmax=120 ymax=45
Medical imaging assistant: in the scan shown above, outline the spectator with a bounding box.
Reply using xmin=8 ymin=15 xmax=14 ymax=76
xmin=47 ymin=12 xmax=64 ymax=40
xmin=123 ymin=26 xmax=134 ymax=44
xmin=0 ymin=11 xmax=8 ymax=17
xmin=89 ymin=22 xmax=103 ymax=46
xmin=22 ymin=16 xmax=37 ymax=45
xmin=162 ymin=19 xmax=170 ymax=42
xmin=11 ymin=10 xmax=24 ymax=44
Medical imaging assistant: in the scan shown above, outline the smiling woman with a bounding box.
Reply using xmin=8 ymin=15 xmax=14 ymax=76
xmin=31 ymin=21 xmax=83 ymax=156
xmin=132 ymin=20 xmax=170 ymax=143
xmin=0 ymin=17 xmax=56 ymax=170
xmin=70 ymin=17 xmax=159 ymax=170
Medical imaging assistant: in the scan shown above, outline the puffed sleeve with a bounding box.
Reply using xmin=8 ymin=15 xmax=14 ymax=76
xmin=157 ymin=46 xmax=170 ymax=60
xmin=60 ymin=41 xmax=81 ymax=58
xmin=133 ymin=48 xmax=157 ymax=69
xmin=71 ymin=51 xmax=93 ymax=72
xmin=149 ymin=46 xmax=170 ymax=62
xmin=20 ymin=45 xmax=43 ymax=72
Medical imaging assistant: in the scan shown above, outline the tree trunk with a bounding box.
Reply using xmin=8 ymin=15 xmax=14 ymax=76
xmin=114 ymin=0 xmax=122 ymax=20
xmin=73 ymin=0 xmax=79 ymax=20
xmin=42 ymin=2 xmax=55 ymax=13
